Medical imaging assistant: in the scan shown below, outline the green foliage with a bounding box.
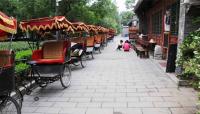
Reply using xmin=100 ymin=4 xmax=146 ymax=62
xmin=177 ymin=30 xmax=200 ymax=85
xmin=15 ymin=50 xmax=32 ymax=75
xmin=15 ymin=63 xmax=29 ymax=75
xmin=0 ymin=41 xmax=30 ymax=51
xmin=192 ymin=16 xmax=200 ymax=25
xmin=15 ymin=50 xmax=32 ymax=61
xmin=120 ymin=11 xmax=134 ymax=26
xmin=125 ymin=0 xmax=136 ymax=9
xmin=0 ymin=0 xmax=121 ymax=33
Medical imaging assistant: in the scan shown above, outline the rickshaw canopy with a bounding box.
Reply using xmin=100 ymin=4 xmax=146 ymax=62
xmin=19 ymin=16 xmax=74 ymax=32
xmin=87 ymin=25 xmax=98 ymax=33
xmin=0 ymin=11 xmax=17 ymax=40
xmin=72 ymin=22 xmax=89 ymax=33
xmin=97 ymin=26 xmax=109 ymax=33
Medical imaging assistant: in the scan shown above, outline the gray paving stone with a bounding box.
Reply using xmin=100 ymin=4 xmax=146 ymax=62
xmin=142 ymin=108 xmax=171 ymax=114
xmin=35 ymin=107 xmax=61 ymax=113
xmin=86 ymin=108 xmax=113 ymax=114
xmin=128 ymin=102 xmax=154 ymax=108
xmin=170 ymin=108 xmax=197 ymax=114
xmin=114 ymin=108 xmax=142 ymax=114
xmin=102 ymin=102 xmax=127 ymax=108
xmin=22 ymin=36 xmax=198 ymax=114
xmin=154 ymin=101 xmax=182 ymax=108
xmin=59 ymin=108 xmax=87 ymax=114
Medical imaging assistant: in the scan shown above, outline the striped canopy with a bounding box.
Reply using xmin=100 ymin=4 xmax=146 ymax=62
xmin=0 ymin=11 xmax=17 ymax=40
xmin=19 ymin=16 xmax=74 ymax=32
xmin=72 ymin=22 xmax=89 ymax=33
xmin=87 ymin=25 xmax=98 ymax=33
xmin=97 ymin=26 xmax=109 ymax=33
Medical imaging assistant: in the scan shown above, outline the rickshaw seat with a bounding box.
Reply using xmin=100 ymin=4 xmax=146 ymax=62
xmin=95 ymin=35 xmax=102 ymax=44
xmin=32 ymin=41 xmax=69 ymax=64
xmin=86 ymin=37 xmax=95 ymax=47
xmin=0 ymin=50 xmax=14 ymax=68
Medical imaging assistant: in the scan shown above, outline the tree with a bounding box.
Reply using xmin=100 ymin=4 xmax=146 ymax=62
xmin=125 ymin=0 xmax=136 ymax=9
xmin=0 ymin=0 xmax=121 ymax=33
xmin=120 ymin=11 xmax=134 ymax=26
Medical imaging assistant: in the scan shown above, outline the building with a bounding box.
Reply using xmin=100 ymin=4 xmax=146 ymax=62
xmin=134 ymin=0 xmax=200 ymax=72
xmin=122 ymin=26 xmax=129 ymax=37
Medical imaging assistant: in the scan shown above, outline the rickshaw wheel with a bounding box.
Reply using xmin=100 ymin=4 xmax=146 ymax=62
xmin=91 ymin=52 xmax=94 ymax=59
xmin=60 ymin=65 xmax=71 ymax=88
xmin=13 ymin=89 xmax=23 ymax=109
xmin=80 ymin=53 xmax=87 ymax=68
xmin=0 ymin=95 xmax=21 ymax=114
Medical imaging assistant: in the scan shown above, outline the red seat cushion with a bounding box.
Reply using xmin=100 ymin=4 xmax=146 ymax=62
xmin=34 ymin=59 xmax=64 ymax=64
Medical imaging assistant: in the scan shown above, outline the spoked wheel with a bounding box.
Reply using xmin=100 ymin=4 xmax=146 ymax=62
xmin=0 ymin=96 xmax=21 ymax=114
xmin=60 ymin=65 xmax=71 ymax=88
xmin=12 ymin=89 xmax=23 ymax=109
xmin=80 ymin=53 xmax=87 ymax=68
xmin=91 ymin=52 xmax=94 ymax=59
xmin=99 ymin=48 xmax=101 ymax=53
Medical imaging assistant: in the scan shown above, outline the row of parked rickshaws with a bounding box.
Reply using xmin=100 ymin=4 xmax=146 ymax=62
xmin=0 ymin=12 xmax=116 ymax=114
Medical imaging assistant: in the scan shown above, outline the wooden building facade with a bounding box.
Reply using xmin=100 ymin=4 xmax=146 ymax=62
xmin=135 ymin=0 xmax=180 ymax=59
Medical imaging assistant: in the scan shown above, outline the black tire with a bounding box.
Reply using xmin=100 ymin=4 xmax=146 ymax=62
xmin=13 ymin=89 xmax=23 ymax=109
xmin=80 ymin=53 xmax=87 ymax=68
xmin=0 ymin=96 xmax=21 ymax=114
xmin=91 ymin=52 xmax=94 ymax=59
xmin=60 ymin=65 xmax=71 ymax=88
xmin=99 ymin=48 xmax=101 ymax=53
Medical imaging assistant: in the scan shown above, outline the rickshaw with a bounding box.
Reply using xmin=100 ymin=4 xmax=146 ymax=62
xmin=19 ymin=16 xmax=73 ymax=100
xmin=107 ymin=29 xmax=116 ymax=41
xmin=86 ymin=25 xmax=97 ymax=59
xmin=0 ymin=11 xmax=22 ymax=114
xmin=68 ymin=22 xmax=89 ymax=68
xmin=93 ymin=26 xmax=108 ymax=52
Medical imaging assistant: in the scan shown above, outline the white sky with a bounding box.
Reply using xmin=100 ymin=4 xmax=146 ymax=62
xmin=115 ymin=0 xmax=138 ymax=13
xmin=115 ymin=0 xmax=127 ymax=13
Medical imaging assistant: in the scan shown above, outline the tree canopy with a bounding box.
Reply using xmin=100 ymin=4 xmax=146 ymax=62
xmin=0 ymin=0 xmax=121 ymax=32
xmin=125 ymin=0 xmax=136 ymax=10
xmin=120 ymin=11 xmax=134 ymax=26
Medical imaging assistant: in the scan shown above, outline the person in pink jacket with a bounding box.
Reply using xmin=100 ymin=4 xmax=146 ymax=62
xmin=123 ymin=40 xmax=131 ymax=52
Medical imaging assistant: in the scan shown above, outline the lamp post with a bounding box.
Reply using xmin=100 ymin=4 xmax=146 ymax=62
xmin=56 ymin=0 xmax=62 ymax=15
xmin=55 ymin=0 xmax=62 ymax=39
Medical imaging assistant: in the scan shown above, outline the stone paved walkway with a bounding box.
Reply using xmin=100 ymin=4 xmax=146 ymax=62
xmin=22 ymin=36 xmax=198 ymax=114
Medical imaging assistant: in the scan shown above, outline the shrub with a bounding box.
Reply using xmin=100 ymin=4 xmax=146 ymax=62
xmin=0 ymin=41 xmax=30 ymax=51
xmin=15 ymin=50 xmax=32 ymax=61
xmin=15 ymin=63 xmax=30 ymax=75
xmin=176 ymin=30 xmax=200 ymax=88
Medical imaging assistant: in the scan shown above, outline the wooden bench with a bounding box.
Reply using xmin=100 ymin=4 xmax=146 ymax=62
xmin=135 ymin=46 xmax=149 ymax=58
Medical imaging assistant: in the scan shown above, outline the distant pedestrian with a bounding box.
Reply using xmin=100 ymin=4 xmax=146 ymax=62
xmin=123 ymin=40 xmax=131 ymax=52
xmin=116 ymin=40 xmax=123 ymax=50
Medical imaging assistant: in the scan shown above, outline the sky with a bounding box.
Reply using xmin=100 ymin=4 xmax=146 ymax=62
xmin=115 ymin=0 xmax=138 ymax=13
xmin=115 ymin=0 xmax=127 ymax=13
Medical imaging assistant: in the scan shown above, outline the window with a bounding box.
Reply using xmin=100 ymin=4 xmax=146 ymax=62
xmin=152 ymin=10 xmax=162 ymax=34
xmin=170 ymin=2 xmax=179 ymax=36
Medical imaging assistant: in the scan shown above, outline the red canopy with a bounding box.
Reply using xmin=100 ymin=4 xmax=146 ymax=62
xmin=72 ymin=22 xmax=88 ymax=33
xmin=87 ymin=25 xmax=98 ymax=33
xmin=0 ymin=11 xmax=17 ymax=40
xmin=97 ymin=26 xmax=109 ymax=33
xmin=19 ymin=16 xmax=74 ymax=32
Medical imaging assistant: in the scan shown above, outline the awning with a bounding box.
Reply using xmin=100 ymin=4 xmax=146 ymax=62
xmin=97 ymin=26 xmax=109 ymax=33
xmin=87 ymin=25 xmax=98 ymax=33
xmin=19 ymin=16 xmax=74 ymax=32
xmin=72 ymin=22 xmax=89 ymax=33
xmin=0 ymin=11 xmax=17 ymax=40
